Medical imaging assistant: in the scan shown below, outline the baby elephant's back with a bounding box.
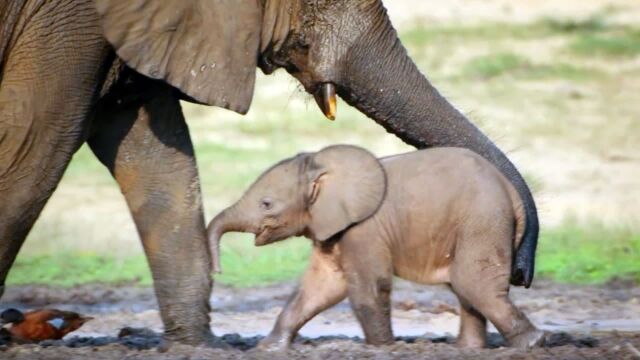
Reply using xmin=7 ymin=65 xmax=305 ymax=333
xmin=380 ymin=147 xmax=518 ymax=207
xmin=378 ymin=148 xmax=524 ymax=283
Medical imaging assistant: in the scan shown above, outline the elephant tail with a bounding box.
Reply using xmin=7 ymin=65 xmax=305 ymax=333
xmin=512 ymin=201 xmax=527 ymax=254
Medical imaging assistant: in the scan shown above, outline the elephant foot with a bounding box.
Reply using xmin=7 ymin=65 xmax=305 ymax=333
xmin=456 ymin=336 xmax=486 ymax=349
xmin=257 ymin=332 xmax=293 ymax=352
xmin=364 ymin=338 xmax=395 ymax=346
xmin=508 ymin=329 xmax=546 ymax=349
xmin=158 ymin=337 xmax=231 ymax=353
xmin=161 ymin=328 xmax=229 ymax=350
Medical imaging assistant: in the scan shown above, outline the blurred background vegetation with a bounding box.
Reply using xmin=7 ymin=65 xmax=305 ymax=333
xmin=10 ymin=0 xmax=640 ymax=287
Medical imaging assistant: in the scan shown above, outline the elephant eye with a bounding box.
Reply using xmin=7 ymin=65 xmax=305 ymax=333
xmin=260 ymin=197 xmax=274 ymax=211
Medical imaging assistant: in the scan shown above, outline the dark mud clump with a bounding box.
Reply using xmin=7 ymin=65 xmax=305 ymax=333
xmin=1 ymin=329 xmax=638 ymax=360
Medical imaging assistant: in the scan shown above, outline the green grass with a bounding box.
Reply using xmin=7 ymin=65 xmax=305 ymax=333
xmin=8 ymin=234 xmax=312 ymax=288
xmin=570 ymin=31 xmax=640 ymax=57
xmin=462 ymin=53 xmax=598 ymax=80
xmin=9 ymin=223 xmax=639 ymax=287
xmin=537 ymin=223 xmax=640 ymax=284
xmin=522 ymin=63 xmax=599 ymax=80
xmin=400 ymin=16 xmax=615 ymax=48
xmin=215 ymin=234 xmax=311 ymax=287
xmin=400 ymin=22 xmax=552 ymax=46
xmin=463 ymin=53 xmax=531 ymax=78
xmin=539 ymin=16 xmax=609 ymax=34
xmin=9 ymin=254 xmax=153 ymax=287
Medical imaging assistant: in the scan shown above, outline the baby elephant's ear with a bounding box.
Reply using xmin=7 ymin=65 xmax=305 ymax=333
xmin=305 ymin=145 xmax=387 ymax=242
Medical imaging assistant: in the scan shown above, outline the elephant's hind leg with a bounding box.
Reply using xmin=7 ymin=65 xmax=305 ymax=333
xmin=89 ymin=77 xmax=213 ymax=346
xmin=0 ymin=2 xmax=108 ymax=297
xmin=454 ymin=296 xmax=487 ymax=348
xmin=450 ymin=225 xmax=544 ymax=349
xmin=259 ymin=244 xmax=347 ymax=350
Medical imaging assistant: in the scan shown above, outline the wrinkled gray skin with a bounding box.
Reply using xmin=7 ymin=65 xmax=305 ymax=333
xmin=208 ymin=145 xmax=545 ymax=350
xmin=1 ymin=0 xmax=537 ymax=346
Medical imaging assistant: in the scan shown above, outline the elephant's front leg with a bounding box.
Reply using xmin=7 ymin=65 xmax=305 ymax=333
xmin=89 ymin=80 xmax=214 ymax=346
xmin=341 ymin=232 xmax=395 ymax=345
xmin=0 ymin=1 xmax=109 ymax=299
xmin=259 ymin=244 xmax=347 ymax=351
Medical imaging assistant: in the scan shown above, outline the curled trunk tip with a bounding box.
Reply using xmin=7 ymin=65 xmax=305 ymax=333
xmin=206 ymin=206 xmax=249 ymax=274
xmin=207 ymin=213 xmax=226 ymax=274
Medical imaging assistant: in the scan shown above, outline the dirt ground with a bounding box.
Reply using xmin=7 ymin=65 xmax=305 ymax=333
xmin=1 ymin=280 xmax=639 ymax=359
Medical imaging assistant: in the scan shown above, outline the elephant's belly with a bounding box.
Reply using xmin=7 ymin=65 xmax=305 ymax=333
xmin=389 ymin=236 xmax=454 ymax=285
xmin=392 ymin=260 xmax=451 ymax=285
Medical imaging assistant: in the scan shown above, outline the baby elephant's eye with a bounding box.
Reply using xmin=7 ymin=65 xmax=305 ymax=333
xmin=260 ymin=197 xmax=274 ymax=210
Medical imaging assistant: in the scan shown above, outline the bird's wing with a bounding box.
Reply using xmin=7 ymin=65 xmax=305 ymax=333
xmin=46 ymin=317 xmax=66 ymax=330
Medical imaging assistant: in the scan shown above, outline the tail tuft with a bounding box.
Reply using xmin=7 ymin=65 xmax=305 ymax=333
xmin=510 ymin=226 xmax=536 ymax=288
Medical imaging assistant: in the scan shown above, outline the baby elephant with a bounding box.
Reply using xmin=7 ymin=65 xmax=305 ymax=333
xmin=207 ymin=145 xmax=544 ymax=350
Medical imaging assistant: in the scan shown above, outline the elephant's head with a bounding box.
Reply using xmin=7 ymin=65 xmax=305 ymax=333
xmin=96 ymin=0 xmax=538 ymax=286
xmin=207 ymin=145 xmax=386 ymax=273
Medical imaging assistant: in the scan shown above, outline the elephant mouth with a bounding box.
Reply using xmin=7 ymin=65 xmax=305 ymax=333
xmin=254 ymin=226 xmax=275 ymax=247
xmin=254 ymin=224 xmax=291 ymax=247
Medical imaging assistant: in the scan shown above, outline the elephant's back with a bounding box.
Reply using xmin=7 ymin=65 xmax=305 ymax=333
xmin=376 ymin=148 xmax=518 ymax=285
xmin=379 ymin=147 xmax=512 ymax=194
xmin=380 ymin=147 xmax=501 ymax=189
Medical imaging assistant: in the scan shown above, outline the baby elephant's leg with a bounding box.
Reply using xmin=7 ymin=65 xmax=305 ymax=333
xmin=455 ymin=296 xmax=487 ymax=348
xmin=342 ymin=238 xmax=394 ymax=345
xmin=259 ymin=244 xmax=347 ymax=350
xmin=451 ymin=233 xmax=544 ymax=349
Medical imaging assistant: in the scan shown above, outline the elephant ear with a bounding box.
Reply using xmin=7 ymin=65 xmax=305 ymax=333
xmin=305 ymin=145 xmax=387 ymax=242
xmin=94 ymin=0 xmax=261 ymax=114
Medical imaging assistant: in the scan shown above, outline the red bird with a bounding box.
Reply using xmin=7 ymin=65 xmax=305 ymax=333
xmin=0 ymin=308 xmax=93 ymax=342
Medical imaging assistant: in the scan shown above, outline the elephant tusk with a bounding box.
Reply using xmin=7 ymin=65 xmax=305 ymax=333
xmin=314 ymin=83 xmax=337 ymax=121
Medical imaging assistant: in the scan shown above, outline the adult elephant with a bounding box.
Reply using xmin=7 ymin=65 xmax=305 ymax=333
xmin=0 ymin=0 xmax=539 ymax=346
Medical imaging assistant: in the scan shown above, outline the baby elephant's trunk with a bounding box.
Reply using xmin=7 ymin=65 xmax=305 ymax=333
xmin=206 ymin=207 xmax=247 ymax=274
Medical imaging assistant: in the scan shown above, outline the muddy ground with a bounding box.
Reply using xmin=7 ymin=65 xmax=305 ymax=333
xmin=1 ymin=280 xmax=639 ymax=359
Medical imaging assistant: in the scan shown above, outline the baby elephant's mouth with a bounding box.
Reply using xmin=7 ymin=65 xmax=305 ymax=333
xmin=255 ymin=223 xmax=292 ymax=247
xmin=254 ymin=226 xmax=275 ymax=247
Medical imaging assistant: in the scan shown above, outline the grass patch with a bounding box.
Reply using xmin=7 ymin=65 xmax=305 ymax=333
xmin=8 ymin=254 xmax=153 ymax=287
xmin=463 ymin=53 xmax=531 ymax=78
xmin=522 ymin=63 xmax=598 ymax=80
xmin=10 ymin=224 xmax=639 ymax=287
xmin=7 ymin=234 xmax=312 ymax=288
xmin=537 ymin=223 xmax=640 ymax=284
xmin=462 ymin=53 xmax=598 ymax=80
xmin=215 ymin=234 xmax=311 ymax=287
xmin=400 ymin=16 xmax=615 ymax=49
xmin=540 ymin=16 xmax=608 ymax=34
xmin=571 ymin=31 xmax=640 ymax=57
xmin=401 ymin=22 xmax=552 ymax=47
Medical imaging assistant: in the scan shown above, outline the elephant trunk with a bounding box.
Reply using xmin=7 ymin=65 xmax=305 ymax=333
xmin=206 ymin=204 xmax=252 ymax=274
xmin=337 ymin=4 xmax=539 ymax=287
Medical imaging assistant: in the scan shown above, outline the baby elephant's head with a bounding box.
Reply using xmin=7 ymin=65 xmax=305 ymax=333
xmin=207 ymin=145 xmax=387 ymax=273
